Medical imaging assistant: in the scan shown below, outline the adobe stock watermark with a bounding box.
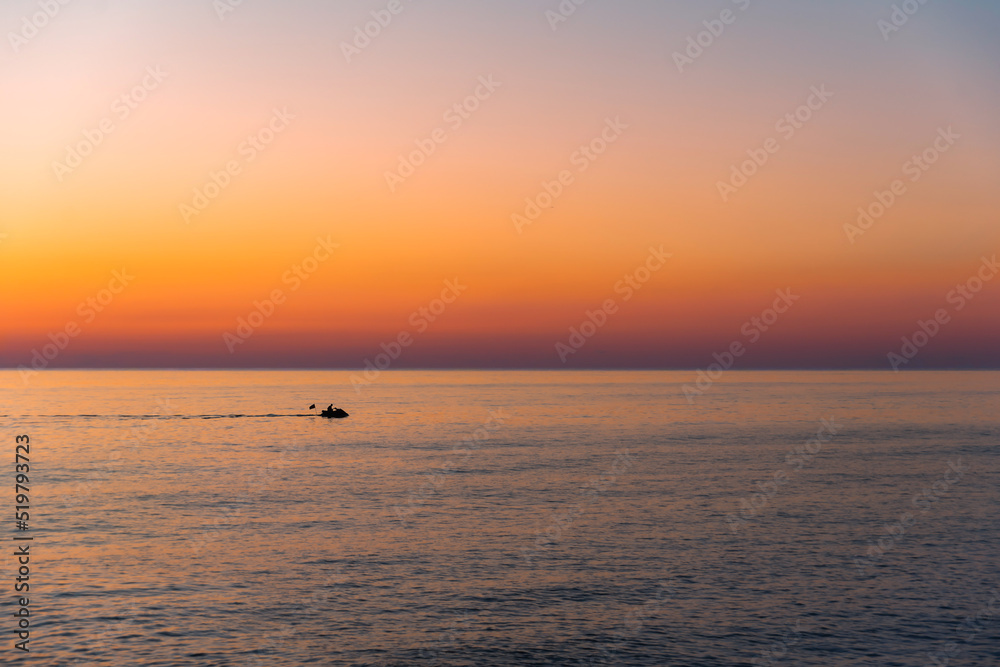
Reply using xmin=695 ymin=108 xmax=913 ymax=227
xmin=544 ymin=0 xmax=589 ymax=32
xmin=726 ymin=418 xmax=840 ymax=534
xmin=683 ymin=288 xmax=800 ymax=403
xmin=521 ymin=449 xmax=636 ymax=565
xmin=672 ymin=0 xmax=752 ymax=73
xmin=384 ymin=75 xmax=502 ymax=193
xmin=556 ymin=246 xmax=671 ymax=363
xmin=52 ymin=66 xmax=168 ymax=182
xmin=717 ymin=85 xmax=833 ymax=203
xmin=590 ymin=580 xmax=676 ymax=665
xmin=925 ymin=587 xmax=1000 ymax=667
xmin=388 ymin=408 xmax=507 ymax=527
xmin=854 ymin=457 xmax=969 ymax=574
xmin=844 ymin=126 xmax=959 ymax=243
xmin=350 ymin=279 xmax=467 ymax=392
xmin=887 ymin=254 xmax=997 ymax=371
xmin=54 ymin=398 xmax=176 ymax=517
xmin=245 ymin=569 xmax=350 ymax=665
xmin=414 ymin=612 xmax=476 ymax=663
xmin=878 ymin=0 xmax=934 ymax=41
xmin=8 ymin=0 xmax=74 ymax=53
xmin=190 ymin=429 xmax=318 ymax=559
xmin=191 ymin=440 xmax=343 ymax=638
xmin=223 ymin=236 xmax=339 ymax=352
xmin=340 ymin=0 xmax=417 ymax=63
xmin=512 ymin=116 xmax=628 ymax=234
xmin=18 ymin=269 xmax=135 ymax=385
xmin=179 ymin=107 xmax=295 ymax=223
xmin=750 ymin=620 xmax=809 ymax=667
xmin=213 ymin=0 xmax=246 ymax=21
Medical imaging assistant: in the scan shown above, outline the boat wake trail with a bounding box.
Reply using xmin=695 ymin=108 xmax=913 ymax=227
xmin=9 ymin=414 xmax=322 ymax=420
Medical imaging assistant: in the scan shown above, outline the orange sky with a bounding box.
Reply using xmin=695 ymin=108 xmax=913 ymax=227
xmin=1 ymin=1 xmax=998 ymax=368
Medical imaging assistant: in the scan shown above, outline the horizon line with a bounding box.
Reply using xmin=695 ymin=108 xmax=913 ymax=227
xmin=3 ymin=367 xmax=999 ymax=372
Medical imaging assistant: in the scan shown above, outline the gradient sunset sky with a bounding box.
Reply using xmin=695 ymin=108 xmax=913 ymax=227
xmin=2 ymin=0 xmax=998 ymax=369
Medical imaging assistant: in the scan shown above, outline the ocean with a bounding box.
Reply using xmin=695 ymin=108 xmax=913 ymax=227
xmin=2 ymin=370 xmax=998 ymax=665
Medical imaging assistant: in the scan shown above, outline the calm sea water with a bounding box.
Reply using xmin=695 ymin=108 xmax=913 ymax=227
xmin=1 ymin=370 xmax=998 ymax=666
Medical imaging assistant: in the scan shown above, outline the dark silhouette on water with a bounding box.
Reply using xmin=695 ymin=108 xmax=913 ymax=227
xmin=313 ymin=404 xmax=349 ymax=419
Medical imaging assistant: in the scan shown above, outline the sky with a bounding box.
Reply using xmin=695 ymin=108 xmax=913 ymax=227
xmin=1 ymin=0 xmax=999 ymax=369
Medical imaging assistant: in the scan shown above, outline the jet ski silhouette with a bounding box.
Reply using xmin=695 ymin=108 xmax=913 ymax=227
xmin=314 ymin=404 xmax=349 ymax=419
